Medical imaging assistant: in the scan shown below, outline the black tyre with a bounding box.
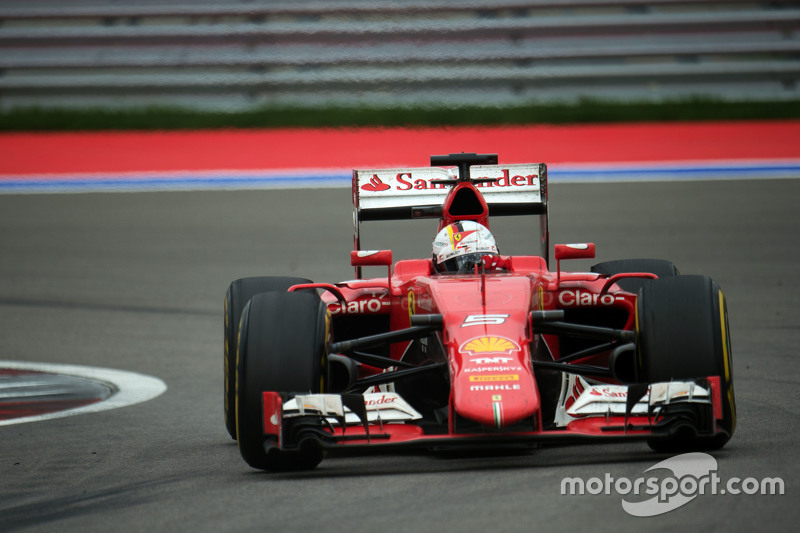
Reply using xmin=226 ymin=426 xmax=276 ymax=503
xmin=224 ymin=276 xmax=311 ymax=439
xmin=236 ymin=291 xmax=329 ymax=471
xmin=591 ymin=259 xmax=679 ymax=293
xmin=636 ymin=275 xmax=736 ymax=451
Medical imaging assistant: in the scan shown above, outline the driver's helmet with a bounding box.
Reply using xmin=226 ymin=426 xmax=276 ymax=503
xmin=431 ymin=221 xmax=498 ymax=274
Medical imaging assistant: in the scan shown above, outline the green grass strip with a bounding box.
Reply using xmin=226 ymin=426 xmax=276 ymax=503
xmin=1 ymin=98 xmax=798 ymax=131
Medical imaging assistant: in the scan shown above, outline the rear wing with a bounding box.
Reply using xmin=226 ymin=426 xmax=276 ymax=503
xmin=352 ymin=163 xmax=547 ymax=222
xmin=351 ymin=155 xmax=549 ymax=277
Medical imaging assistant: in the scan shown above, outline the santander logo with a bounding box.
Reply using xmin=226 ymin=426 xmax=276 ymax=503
xmin=357 ymin=168 xmax=539 ymax=194
xmin=589 ymin=387 xmax=628 ymax=398
xmin=361 ymin=175 xmax=391 ymax=192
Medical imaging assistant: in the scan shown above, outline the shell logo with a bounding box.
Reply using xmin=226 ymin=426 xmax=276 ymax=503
xmin=460 ymin=336 xmax=520 ymax=355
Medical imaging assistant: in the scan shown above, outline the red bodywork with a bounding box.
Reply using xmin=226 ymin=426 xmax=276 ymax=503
xmin=261 ymin=155 xmax=726 ymax=452
xmin=305 ymin=260 xmax=664 ymax=445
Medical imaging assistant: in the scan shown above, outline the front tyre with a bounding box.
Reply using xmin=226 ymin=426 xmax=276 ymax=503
xmin=236 ymin=291 xmax=329 ymax=471
xmin=224 ymin=276 xmax=311 ymax=439
xmin=636 ymin=275 xmax=736 ymax=451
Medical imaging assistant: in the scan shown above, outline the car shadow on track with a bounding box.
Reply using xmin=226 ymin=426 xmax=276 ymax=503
xmin=231 ymin=443 xmax=736 ymax=480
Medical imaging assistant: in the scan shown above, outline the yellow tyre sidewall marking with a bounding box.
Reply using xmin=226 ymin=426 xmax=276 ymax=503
xmin=224 ymin=295 xmax=230 ymax=420
xmin=321 ymin=310 xmax=331 ymax=393
xmin=235 ymin=311 xmax=244 ymax=445
xmin=719 ymin=290 xmax=736 ymax=432
xmin=634 ymin=296 xmax=643 ymax=371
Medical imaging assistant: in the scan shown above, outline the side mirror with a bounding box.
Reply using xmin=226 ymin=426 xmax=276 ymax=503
xmin=554 ymin=243 xmax=596 ymax=261
xmin=350 ymin=249 xmax=393 ymax=267
xmin=554 ymin=243 xmax=595 ymax=284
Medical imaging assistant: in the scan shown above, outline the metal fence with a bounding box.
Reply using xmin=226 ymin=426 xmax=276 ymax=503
xmin=1 ymin=0 xmax=798 ymax=110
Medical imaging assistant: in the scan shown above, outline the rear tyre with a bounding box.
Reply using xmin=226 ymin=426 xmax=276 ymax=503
xmin=224 ymin=276 xmax=311 ymax=439
xmin=636 ymin=275 xmax=736 ymax=452
xmin=236 ymin=291 xmax=329 ymax=471
xmin=591 ymin=258 xmax=679 ymax=293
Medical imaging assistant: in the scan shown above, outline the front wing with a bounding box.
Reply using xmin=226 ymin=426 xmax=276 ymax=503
xmin=259 ymin=377 xmax=727 ymax=454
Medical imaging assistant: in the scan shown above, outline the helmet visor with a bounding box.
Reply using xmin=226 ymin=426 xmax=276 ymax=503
xmin=437 ymin=252 xmax=492 ymax=274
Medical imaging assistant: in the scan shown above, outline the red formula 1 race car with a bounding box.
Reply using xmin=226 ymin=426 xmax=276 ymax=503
xmin=224 ymin=153 xmax=736 ymax=471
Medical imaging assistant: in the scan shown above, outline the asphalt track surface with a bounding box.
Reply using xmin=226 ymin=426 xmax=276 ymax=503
xmin=0 ymin=178 xmax=798 ymax=532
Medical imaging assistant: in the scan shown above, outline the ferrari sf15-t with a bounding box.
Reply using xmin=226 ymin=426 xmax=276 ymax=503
xmin=223 ymin=153 xmax=736 ymax=471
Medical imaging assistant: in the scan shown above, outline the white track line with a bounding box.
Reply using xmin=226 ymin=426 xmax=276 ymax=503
xmin=0 ymin=360 xmax=167 ymax=426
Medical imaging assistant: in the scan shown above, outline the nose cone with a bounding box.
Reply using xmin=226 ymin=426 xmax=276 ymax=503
xmin=451 ymin=336 xmax=540 ymax=429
